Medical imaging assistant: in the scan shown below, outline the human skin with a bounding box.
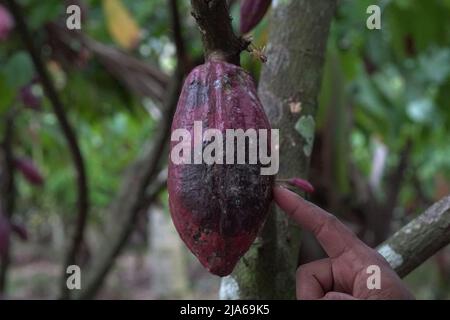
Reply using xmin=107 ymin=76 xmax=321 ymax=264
xmin=274 ymin=186 xmax=415 ymax=300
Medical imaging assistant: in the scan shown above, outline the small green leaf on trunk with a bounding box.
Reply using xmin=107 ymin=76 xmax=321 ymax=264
xmin=295 ymin=115 xmax=315 ymax=157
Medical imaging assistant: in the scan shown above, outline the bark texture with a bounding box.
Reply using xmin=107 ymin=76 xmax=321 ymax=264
xmin=223 ymin=0 xmax=336 ymax=299
xmin=378 ymin=195 xmax=450 ymax=278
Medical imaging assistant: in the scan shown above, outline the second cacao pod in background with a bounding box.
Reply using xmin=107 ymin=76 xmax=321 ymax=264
xmin=0 ymin=4 xmax=14 ymax=41
xmin=14 ymin=157 xmax=45 ymax=186
xmin=240 ymin=0 xmax=272 ymax=34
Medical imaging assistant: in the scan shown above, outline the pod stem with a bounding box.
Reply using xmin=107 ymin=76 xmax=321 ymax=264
xmin=190 ymin=0 xmax=250 ymax=65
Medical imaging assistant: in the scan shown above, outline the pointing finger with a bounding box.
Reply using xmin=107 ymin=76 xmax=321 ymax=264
xmin=274 ymin=186 xmax=364 ymax=258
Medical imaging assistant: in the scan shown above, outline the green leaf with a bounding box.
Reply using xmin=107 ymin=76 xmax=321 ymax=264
xmin=27 ymin=0 xmax=63 ymax=30
xmin=295 ymin=115 xmax=316 ymax=157
xmin=3 ymin=52 xmax=34 ymax=89
xmin=0 ymin=74 xmax=16 ymax=114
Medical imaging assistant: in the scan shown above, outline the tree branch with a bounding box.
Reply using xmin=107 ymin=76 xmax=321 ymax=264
xmin=74 ymin=0 xmax=190 ymax=298
xmin=0 ymin=110 xmax=16 ymax=294
xmin=76 ymin=67 xmax=184 ymax=300
xmin=5 ymin=0 xmax=90 ymax=299
xmin=138 ymin=171 xmax=168 ymax=212
xmin=77 ymin=33 xmax=170 ymax=102
xmin=378 ymin=195 xmax=450 ymax=278
xmin=190 ymin=0 xmax=249 ymax=64
xmin=45 ymin=22 xmax=170 ymax=103
xmin=0 ymin=111 xmax=16 ymax=219
xmin=170 ymin=0 xmax=190 ymax=72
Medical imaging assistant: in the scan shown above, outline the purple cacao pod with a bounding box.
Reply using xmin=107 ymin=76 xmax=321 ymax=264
xmin=14 ymin=157 xmax=45 ymax=186
xmin=20 ymin=83 xmax=42 ymax=110
xmin=0 ymin=5 xmax=14 ymax=41
xmin=240 ymin=0 xmax=271 ymax=34
xmin=168 ymin=61 xmax=274 ymax=276
xmin=11 ymin=222 xmax=28 ymax=241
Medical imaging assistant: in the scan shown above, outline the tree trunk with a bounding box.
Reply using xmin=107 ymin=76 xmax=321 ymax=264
xmin=221 ymin=0 xmax=336 ymax=299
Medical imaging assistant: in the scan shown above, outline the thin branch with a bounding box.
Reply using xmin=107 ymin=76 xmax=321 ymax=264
xmin=5 ymin=0 xmax=89 ymax=299
xmin=45 ymin=22 xmax=170 ymax=102
xmin=138 ymin=177 xmax=168 ymax=212
xmin=75 ymin=0 xmax=191 ymax=298
xmin=377 ymin=195 xmax=450 ymax=278
xmin=76 ymin=68 xmax=184 ymax=299
xmin=169 ymin=0 xmax=190 ymax=72
xmin=76 ymin=31 xmax=170 ymax=102
xmin=0 ymin=110 xmax=16 ymax=294
xmin=0 ymin=111 xmax=16 ymax=219
xmin=190 ymin=0 xmax=249 ymax=64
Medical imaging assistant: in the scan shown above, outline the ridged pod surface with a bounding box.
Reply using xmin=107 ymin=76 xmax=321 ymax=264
xmin=240 ymin=0 xmax=272 ymax=34
xmin=168 ymin=61 xmax=274 ymax=276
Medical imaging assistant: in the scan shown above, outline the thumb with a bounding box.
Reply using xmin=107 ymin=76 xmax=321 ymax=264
xmin=321 ymin=292 xmax=357 ymax=300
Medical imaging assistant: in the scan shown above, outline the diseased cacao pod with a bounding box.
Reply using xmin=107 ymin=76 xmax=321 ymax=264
xmin=0 ymin=5 xmax=14 ymax=41
xmin=240 ymin=0 xmax=271 ymax=34
xmin=14 ymin=157 xmax=44 ymax=186
xmin=168 ymin=60 xmax=274 ymax=276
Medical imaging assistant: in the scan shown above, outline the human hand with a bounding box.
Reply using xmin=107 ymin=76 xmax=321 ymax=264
xmin=274 ymin=186 xmax=414 ymax=300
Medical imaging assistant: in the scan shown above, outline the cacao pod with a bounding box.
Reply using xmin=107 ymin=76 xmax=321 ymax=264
xmin=14 ymin=157 xmax=45 ymax=186
xmin=11 ymin=222 xmax=28 ymax=241
xmin=0 ymin=5 xmax=14 ymax=41
xmin=20 ymin=82 xmax=42 ymax=110
xmin=168 ymin=60 xmax=274 ymax=276
xmin=240 ymin=0 xmax=271 ymax=34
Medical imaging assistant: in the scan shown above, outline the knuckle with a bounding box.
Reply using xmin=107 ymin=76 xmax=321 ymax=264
xmin=313 ymin=215 xmax=334 ymax=237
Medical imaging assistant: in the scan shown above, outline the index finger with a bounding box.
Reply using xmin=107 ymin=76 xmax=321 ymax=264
xmin=274 ymin=186 xmax=363 ymax=258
